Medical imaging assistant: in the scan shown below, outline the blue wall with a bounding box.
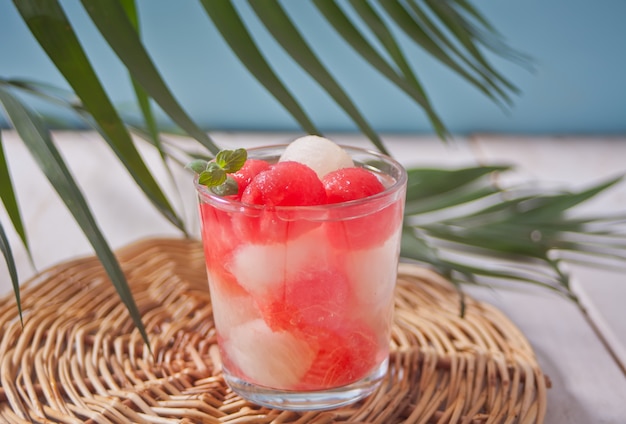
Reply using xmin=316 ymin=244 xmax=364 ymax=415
xmin=1 ymin=0 xmax=625 ymax=135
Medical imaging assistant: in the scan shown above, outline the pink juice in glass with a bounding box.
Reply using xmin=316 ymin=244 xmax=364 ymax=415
xmin=194 ymin=140 xmax=407 ymax=410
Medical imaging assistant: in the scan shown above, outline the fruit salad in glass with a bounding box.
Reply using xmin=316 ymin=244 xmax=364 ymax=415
xmin=191 ymin=136 xmax=407 ymax=410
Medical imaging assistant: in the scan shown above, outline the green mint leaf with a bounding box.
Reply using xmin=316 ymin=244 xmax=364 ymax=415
xmin=198 ymin=162 xmax=227 ymax=187
xmin=211 ymin=176 xmax=239 ymax=196
xmin=188 ymin=148 xmax=248 ymax=196
xmin=185 ymin=159 xmax=209 ymax=174
xmin=216 ymin=148 xmax=247 ymax=173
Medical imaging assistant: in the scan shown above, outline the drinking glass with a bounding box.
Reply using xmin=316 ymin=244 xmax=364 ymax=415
xmin=195 ymin=144 xmax=407 ymax=410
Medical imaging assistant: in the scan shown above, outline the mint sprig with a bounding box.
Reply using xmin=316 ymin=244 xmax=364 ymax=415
xmin=186 ymin=148 xmax=247 ymax=196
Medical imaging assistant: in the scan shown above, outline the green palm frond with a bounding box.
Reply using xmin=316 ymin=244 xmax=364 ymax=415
xmin=199 ymin=0 xmax=321 ymax=137
xmin=0 ymin=86 xmax=148 ymax=343
xmin=12 ymin=0 xmax=186 ymax=234
xmin=315 ymin=0 xmax=448 ymax=139
xmin=402 ymin=168 xmax=626 ymax=303
xmin=0 ymin=216 xmax=22 ymax=326
xmin=248 ymin=0 xmax=390 ymax=154
xmin=0 ymin=129 xmax=31 ymax=265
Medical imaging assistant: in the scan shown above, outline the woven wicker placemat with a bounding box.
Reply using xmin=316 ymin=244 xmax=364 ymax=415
xmin=0 ymin=238 xmax=548 ymax=423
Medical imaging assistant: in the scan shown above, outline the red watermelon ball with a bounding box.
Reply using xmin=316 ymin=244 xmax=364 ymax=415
xmin=237 ymin=161 xmax=327 ymax=243
xmin=259 ymin=265 xmax=351 ymax=333
xmin=198 ymin=202 xmax=239 ymax=270
xmin=323 ymin=167 xmax=401 ymax=250
xmin=242 ymin=161 xmax=327 ymax=206
xmin=296 ymin=322 xmax=381 ymax=390
xmin=230 ymin=158 xmax=271 ymax=197
xmin=323 ymin=167 xmax=384 ymax=203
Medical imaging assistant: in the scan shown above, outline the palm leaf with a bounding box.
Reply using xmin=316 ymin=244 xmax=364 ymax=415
xmin=378 ymin=0 xmax=509 ymax=106
xmin=415 ymin=0 xmax=519 ymax=96
xmin=0 ymin=86 xmax=150 ymax=346
xmin=78 ymin=0 xmax=220 ymax=156
xmin=404 ymin=165 xmax=509 ymax=215
xmin=313 ymin=0 xmax=448 ymax=139
xmin=199 ymin=0 xmax=320 ymax=136
xmin=402 ymin=167 xmax=626 ymax=304
xmin=117 ymin=0 xmax=191 ymax=226
xmin=0 ymin=124 xmax=33 ymax=268
xmin=12 ymin=0 xmax=185 ymax=234
xmin=2 ymin=78 xmax=82 ymax=109
xmin=0 ymin=220 xmax=22 ymax=326
xmin=453 ymin=0 xmax=533 ymax=69
xmin=347 ymin=0 xmax=425 ymax=92
xmin=119 ymin=0 xmax=162 ymax=154
xmin=507 ymin=177 xmax=623 ymax=223
xmin=247 ymin=0 xmax=390 ymax=155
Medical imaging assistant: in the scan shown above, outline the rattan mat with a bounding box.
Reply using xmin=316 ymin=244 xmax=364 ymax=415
xmin=0 ymin=238 xmax=548 ymax=423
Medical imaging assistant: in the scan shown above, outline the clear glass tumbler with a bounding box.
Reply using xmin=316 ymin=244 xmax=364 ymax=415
xmin=194 ymin=145 xmax=407 ymax=410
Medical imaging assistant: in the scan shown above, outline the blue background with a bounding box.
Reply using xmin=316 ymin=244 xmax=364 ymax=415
xmin=1 ymin=0 xmax=625 ymax=135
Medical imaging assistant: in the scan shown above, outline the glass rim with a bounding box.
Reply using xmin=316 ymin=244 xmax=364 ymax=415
xmin=194 ymin=144 xmax=407 ymax=212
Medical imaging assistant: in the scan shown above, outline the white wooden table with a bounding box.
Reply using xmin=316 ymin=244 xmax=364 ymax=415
xmin=1 ymin=131 xmax=625 ymax=422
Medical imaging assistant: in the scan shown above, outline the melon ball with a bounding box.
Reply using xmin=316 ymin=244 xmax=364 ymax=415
xmin=279 ymin=135 xmax=354 ymax=179
xmin=227 ymin=228 xmax=329 ymax=299
xmin=222 ymin=319 xmax=315 ymax=389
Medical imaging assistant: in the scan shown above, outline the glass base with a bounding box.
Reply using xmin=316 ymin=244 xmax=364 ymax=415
xmin=224 ymin=357 xmax=388 ymax=411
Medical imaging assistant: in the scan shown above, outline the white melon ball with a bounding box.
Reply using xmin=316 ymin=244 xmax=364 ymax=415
xmin=223 ymin=319 xmax=315 ymax=388
xmin=279 ymin=135 xmax=354 ymax=179
xmin=227 ymin=243 xmax=286 ymax=298
xmin=227 ymin=228 xmax=329 ymax=298
xmin=344 ymin=227 xmax=401 ymax=310
xmin=341 ymin=229 xmax=401 ymax=336
xmin=208 ymin=270 xmax=261 ymax=335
